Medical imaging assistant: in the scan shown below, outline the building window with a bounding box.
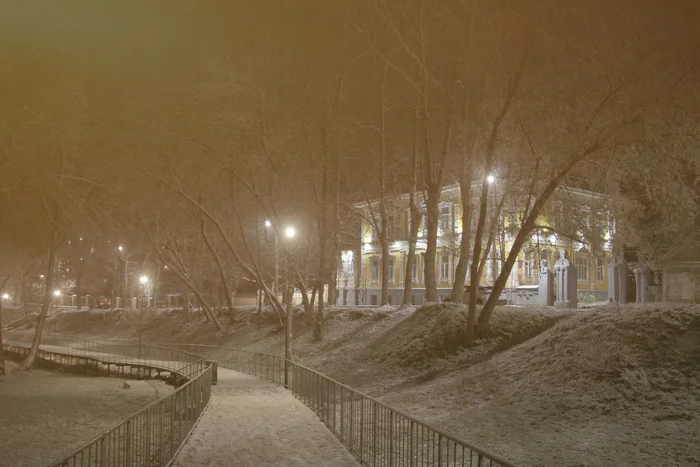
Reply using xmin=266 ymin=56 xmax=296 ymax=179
xmin=386 ymin=212 xmax=396 ymax=239
xmin=411 ymin=260 xmax=418 ymax=284
xmin=387 ymin=255 xmax=395 ymax=284
xmin=575 ymin=255 xmax=589 ymax=281
xmin=596 ymin=259 xmax=604 ymax=282
xmin=370 ymin=257 xmax=379 ymax=284
xmin=523 ymin=251 xmax=534 ymax=282
xmin=439 ymin=206 xmax=451 ymax=232
xmin=439 ymin=254 xmax=450 ymax=281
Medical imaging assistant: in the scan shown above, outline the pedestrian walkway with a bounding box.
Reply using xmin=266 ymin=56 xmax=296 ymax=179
xmin=171 ymin=369 xmax=360 ymax=467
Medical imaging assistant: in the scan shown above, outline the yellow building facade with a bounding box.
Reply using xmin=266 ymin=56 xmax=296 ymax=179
xmin=337 ymin=184 xmax=612 ymax=306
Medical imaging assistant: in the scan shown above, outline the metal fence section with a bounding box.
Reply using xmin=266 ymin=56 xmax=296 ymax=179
xmin=160 ymin=343 xmax=515 ymax=467
xmin=2 ymin=333 xmax=213 ymax=467
xmin=4 ymin=333 xmax=207 ymax=384
xmin=48 ymin=366 xmax=212 ymax=467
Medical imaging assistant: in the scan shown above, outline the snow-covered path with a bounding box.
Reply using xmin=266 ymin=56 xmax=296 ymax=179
xmin=171 ymin=368 xmax=360 ymax=467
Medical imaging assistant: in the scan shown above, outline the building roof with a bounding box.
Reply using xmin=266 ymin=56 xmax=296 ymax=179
xmin=659 ymin=239 xmax=700 ymax=265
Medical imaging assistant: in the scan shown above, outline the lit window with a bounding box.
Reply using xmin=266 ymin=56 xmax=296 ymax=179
xmin=411 ymin=261 xmax=418 ymax=283
xmin=370 ymin=257 xmax=379 ymax=284
xmin=439 ymin=206 xmax=451 ymax=232
xmin=387 ymin=256 xmax=395 ymax=284
xmin=575 ymin=255 xmax=589 ymax=281
xmin=439 ymin=254 xmax=450 ymax=281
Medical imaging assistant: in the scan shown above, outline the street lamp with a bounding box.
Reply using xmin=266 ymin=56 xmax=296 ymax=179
xmin=53 ymin=290 xmax=61 ymax=297
xmin=139 ymin=275 xmax=149 ymax=285
xmin=1 ymin=293 xmax=9 ymax=300
xmin=283 ymin=225 xmax=297 ymax=388
xmin=118 ymin=245 xmax=123 ymax=252
xmin=265 ymin=220 xmax=279 ymax=296
xmin=487 ymin=174 xmax=496 ymax=184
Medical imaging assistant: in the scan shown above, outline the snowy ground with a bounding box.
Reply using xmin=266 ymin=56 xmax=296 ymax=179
xmin=171 ymin=369 xmax=359 ymax=467
xmin=0 ymin=361 xmax=172 ymax=467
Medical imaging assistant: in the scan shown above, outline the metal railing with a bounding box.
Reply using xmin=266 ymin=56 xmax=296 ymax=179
xmin=4 ymin=333 xmax=207 ymax=383
xmin=49 ymin=365 xmax=212 ymax=467
xmin=161 ymin=344 xmax=515 ymax=467
xmin=2 ymin=333 xmax=213 ymax=467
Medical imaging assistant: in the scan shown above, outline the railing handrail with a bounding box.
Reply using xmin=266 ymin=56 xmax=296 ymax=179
xmin=3 ymin=334 xmax=214 ymax=467
xmin=47 ymin=363 xmax=212 ymax=467
xmin=161 ymin=342 xmax=515 ymax=466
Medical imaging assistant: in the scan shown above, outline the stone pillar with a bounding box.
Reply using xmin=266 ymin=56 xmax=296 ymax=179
xmin=608 ymin=255 xmax=628 ymax=303
xmin=167 ymin=295 xmax=172 ymax=308
xmin=71 ymin=295 xmax=77 ymax=307
xmin=634 ymin=265 xmax=652 ymax=303
xmin=554 ymin=250 xmax=578 ymax=308
xmin=538 ymin=259 xmax=554 ymax=306
xmin=608 ymin=257 xmax=618 ymax=302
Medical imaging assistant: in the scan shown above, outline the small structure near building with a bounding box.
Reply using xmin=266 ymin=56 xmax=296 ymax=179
xmin=660 ymin=240 xmax=700 ymax=303
xmin=554 ymin=249 xmax=578 ymax=308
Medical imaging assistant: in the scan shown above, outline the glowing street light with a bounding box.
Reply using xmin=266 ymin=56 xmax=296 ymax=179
xmin=1 ymin=293 xmax=9 ymax=300
xmin=139 ymin=275 xmax=149 ymax=285
xmin=264 ymin=219 xmax=272 ymax=228
xmin=118 ymin=245 xmax=124 ymax=252
xmin=53 ymin=290 xmax=61 ymax=297
xmin=282 ymin=224 xmax=298 ymax=388
xmin=487 ymin=174 xmax=496 ymax=184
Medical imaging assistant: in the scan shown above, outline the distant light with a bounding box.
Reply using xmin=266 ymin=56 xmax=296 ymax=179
xmin=40 ymin=275 xmax=45 ymax=279
xmin=53 ymin=290 xmax=61 ymax=297
xmin=118 ymin=245 xmax=124 ymax=251
xmin=79 ymin=237 xmax=83 ymax=241
xmin=264 ymin=219 xmax=272 ymax=228
xmin=487 ymin=175 xmax=496 ymax=184
xmin=284 ymin=226 xmax=296 ymax=239
xmin=139 ymin=275 xmax=149 ymax=285
xmin=1 ymin=293 xmax=9 ymax=300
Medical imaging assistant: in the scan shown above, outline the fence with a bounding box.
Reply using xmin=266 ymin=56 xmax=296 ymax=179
xmin=160 ymin=344 xmax=515 ymax=467
xmin=2 ymin=333 xmax=213 ymax=467
xmin=4 ymin=333 xmax=208 ymax=384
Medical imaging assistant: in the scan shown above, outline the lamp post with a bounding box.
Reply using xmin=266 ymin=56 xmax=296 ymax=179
xmin=265 ymin=220 xmax=279 ymax=297
xmin=138 ymin=275 xmax=149 ymax=358
xmin=283 ymin=225 xmax=296 ymax=388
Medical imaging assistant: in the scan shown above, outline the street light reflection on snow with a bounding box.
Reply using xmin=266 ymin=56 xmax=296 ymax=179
xmin=139 ymin=275 xmax=149 ymax=285
xmin=284 ymin=226 xmax=296 ymax=239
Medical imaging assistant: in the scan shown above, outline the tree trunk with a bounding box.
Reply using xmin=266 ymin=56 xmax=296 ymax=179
xmin=22 ymin=228 xmax=59 ymax=369
xmin=451 ymin=165 xmax=474 ymax=303
xmin=380 ymin=238 xmax=390 ymax=305
xmin=0 ymin=279 xmax=7 ymax=376
xmin=328 ymin=244 xmax=338 ymax=306
xmin=315 ymin=280 xmax=325 ymax=341
xmin=403 ymin=201 xmax=421 ymax=306
xmin=424 ymin=184 xmax=441 ymax=302
xmin=476 ymin=168 xmax=573 ymax=333
xmin=201 ymin=213 xmax=235 ymax=318
xmin=295 ymin=268 xmax=314 ymax=315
